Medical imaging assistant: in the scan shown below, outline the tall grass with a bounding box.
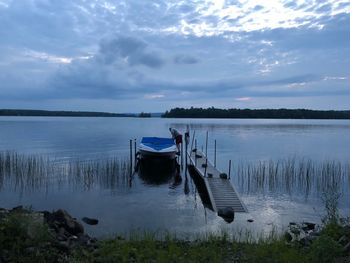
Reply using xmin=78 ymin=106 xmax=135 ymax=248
xmin=235 ymin=158 xmax=349 ymax=197
xmin=0 ymin=151 xmax=132 ymax=193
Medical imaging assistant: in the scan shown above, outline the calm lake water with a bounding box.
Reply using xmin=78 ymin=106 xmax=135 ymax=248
xmin=0 ymin=117 xmax=350 ymax=238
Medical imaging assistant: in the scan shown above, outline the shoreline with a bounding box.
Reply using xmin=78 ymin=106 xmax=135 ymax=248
xmin=1 ymin=206 xmax=349 ymax=262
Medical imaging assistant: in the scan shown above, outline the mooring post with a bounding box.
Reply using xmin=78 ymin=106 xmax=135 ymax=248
xmin=195 ymin=139 xmax=197 ymax=167
xmin=190 ymin=130 xmax=196 ymax=152
xmin=205 ymin=131 xmax=208 ymax=157
xmin=180 ymin=142 xmax=184 ymax=169
xmin=204 ymin=131 xmax=208 ymax=177
xmin=228 ymin=160 xmax=232 ymax=180
xmin=185 ymin=141 xmax=188 ymax=167
xmin=214 ymin=139 xmax=217 ymax=168
xmin=129 ymin=139 xmax=133 ymax=169
xmin=134 ymin=139 xmax=137 ymax=166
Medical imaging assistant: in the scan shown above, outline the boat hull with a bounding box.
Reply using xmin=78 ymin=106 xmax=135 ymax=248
xmin=138 ymin=137 xmax=177 ymax=160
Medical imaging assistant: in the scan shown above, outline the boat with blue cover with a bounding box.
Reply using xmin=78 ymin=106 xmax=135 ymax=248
xmin=139 ymin=137 xmax=177 ymax=159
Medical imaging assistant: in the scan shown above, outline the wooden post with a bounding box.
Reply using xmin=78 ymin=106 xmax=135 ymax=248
xmin=204 ymin=131 xmax=208 ymax=177
xmin=181 ymin=141 xmax=184 ymax=168
xmin=190 ymin=130 xmax=196 ymax=152
xmin=129 ymin=139 xmax=133 ymax=169
xmin=228 ymin=160 xmax=232 ymax=180
xmin=195 ymin=139 xmax=197 ymax=167
xmin=134 ymin=139 xmax=137 ymax=162
xmin=185 ymin=140 xmax=188 ymax=167
xmin=214 ymin=139 xmax=217 ymax=168
xmin=205 ymin=131 xmax=208 ymax=157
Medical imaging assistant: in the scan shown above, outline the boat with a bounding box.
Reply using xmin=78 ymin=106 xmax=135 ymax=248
xmin=138 ymin=137 xmax=178 ymax=160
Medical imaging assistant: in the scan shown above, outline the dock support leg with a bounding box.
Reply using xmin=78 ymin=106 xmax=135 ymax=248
xmin=228 ymin=160 xmax=232 ymax=180
xmin=129 ymin=139 xmax=133 ymax=172
xmin=214 ymin=140 xmax=217 ymax=168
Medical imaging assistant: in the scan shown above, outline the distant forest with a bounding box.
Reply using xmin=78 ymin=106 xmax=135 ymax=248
xmin=162 ymin=107 xmax=350 ymax=119
xmin=0 ymin=109 xmax=136 ymax=117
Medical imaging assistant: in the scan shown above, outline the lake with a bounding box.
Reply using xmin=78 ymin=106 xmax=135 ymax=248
xmin=0 ymin=117 xmax=349 ymax=238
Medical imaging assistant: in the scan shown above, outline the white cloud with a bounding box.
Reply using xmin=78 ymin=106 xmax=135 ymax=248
xmin=0 ymin=0 xmax=349 ymax=111
xmin=236 ymin=97 xmax=251 ymax=101
xmin=24 ymin=50 xmax=73 ymax=64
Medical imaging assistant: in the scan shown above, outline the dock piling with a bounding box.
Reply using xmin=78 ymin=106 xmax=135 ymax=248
xmin=204 ymin=131 xmax=208 ymax=177
xmin=181 ymin=141 xmax=184 ymax=168
xmin=228 ymin=160 xmax=232 ymax=180
xmin=129 ymin=139 xmax=133 ymax=171
xmin=214 ymin=139 xmax=217 ymax=168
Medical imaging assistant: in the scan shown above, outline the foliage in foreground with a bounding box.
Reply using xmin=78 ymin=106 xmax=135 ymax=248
xmin=1 ymin=208 xmax=349 ymax=262
xmin=0 ymin=210 xmax=68 ymax=262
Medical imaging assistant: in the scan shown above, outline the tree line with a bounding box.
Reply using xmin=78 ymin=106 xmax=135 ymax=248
xmin=0 ymin=109 xmax=135 ymax=117
xmin=162 ymin=107 xmax=350 ymax=119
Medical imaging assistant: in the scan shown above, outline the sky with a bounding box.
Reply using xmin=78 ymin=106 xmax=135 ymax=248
xmin=0 ymin=0 xmax=349 ymax=112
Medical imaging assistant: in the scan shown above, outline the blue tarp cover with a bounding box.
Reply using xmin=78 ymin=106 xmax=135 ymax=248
xmin=141 ymin=137 xmax=175 ymax=151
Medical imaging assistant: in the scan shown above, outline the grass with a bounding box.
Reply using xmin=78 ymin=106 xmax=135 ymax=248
xmin=235 ymin=157 xmax=350 ymax=197
xmin=1 ymin=189 xmax=349 ymax=263
xmin=0 ymin=151 xmax=132 ymax=193
xmin=0 ymin=208 xmax=67 ymax=262
xmin=1 ymin=151 xmax=349 ymax=197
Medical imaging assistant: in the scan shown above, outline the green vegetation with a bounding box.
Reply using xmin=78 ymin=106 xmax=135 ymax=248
xmin=0 ymin=109 xmax=135 ymax=117
xmin=1 ymin=210 xmax=349 ymax=262
xmin=236 ymin=158 xmax=350 ymax=196
xmin=0 ymin=209 xmax=68 ymax=262
xmin=0 ymin=151 xmax=132 ymax=193
xmin=163 ymin=107 xmax=350 ymax=119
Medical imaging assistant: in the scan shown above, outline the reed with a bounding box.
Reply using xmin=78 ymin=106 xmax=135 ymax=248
xmin=0 ymin=151 xmax=132 ymax=193
xmin=235 ymin=158 xmax=349 ymax=197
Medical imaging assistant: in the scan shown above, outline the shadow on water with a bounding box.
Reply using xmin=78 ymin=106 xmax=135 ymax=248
xmin=187 ymin=165 xmax=213 ymax=211
xmin=137 ymin=157 xmax=178 ymax=185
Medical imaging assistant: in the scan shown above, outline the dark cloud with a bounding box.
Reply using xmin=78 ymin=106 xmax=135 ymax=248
xmin=173 ymin=54 xmax=199 ymax=64
xmin=0 ymin=0 xmax=349 ymax=111
xmin=98 ymin=36 xmax=165 ymax=68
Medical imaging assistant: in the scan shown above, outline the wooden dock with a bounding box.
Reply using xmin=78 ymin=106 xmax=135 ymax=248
xmin=188 ymin=149 xmax=247 ymax=213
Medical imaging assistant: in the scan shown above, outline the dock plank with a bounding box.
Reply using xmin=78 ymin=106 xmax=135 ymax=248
xmin=188 ymin=150 xmax=247 ymax=213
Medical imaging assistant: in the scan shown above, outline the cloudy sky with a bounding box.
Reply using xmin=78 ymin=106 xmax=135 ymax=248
xmin=0 ymin=0 xmax=349 ymax=112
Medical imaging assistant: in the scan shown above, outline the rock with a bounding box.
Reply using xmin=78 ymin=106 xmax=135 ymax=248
xmin=50 ymin=209 xmax=84 ymax=235
xmin=290 ymin=227 xmax=301 ymax=235
xmin=11 ymin=205 xmax=24 ymax=212
xmin=82 ymin=217 xmax=99 ymax=225
xmin=303 ymin=222 xmax=316 ymax=231
xmin=284 ymin=232 xmax=293 ymax=242
xmin=218 ymin=207 xmax=235 ymax=223
xmin=247 ymin=219 xmax=254 ymax=223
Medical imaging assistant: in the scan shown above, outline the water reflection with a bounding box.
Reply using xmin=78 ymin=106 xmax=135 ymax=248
xmin=138 ymin=158 xmax=178 ymax=185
